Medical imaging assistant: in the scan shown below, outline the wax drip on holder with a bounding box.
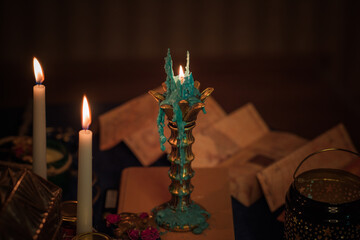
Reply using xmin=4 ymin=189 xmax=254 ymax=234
xmin=149 ymin=49 xmax=213 ymax=234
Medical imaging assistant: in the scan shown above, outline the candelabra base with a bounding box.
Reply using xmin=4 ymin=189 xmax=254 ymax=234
xmin=152 ymin=201 xmax=210 ymax=234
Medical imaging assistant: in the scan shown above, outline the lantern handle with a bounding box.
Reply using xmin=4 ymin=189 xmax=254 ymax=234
xmin=293 ymin=148 xmax=360 ymax=179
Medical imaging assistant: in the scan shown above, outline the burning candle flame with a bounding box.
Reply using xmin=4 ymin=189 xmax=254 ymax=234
xmin=82 ymin=95 xmax=91 ymax=130
xmin=179 ymin=65 xmax=185 ymax=84
xmin=33 ymin=57 xmax=44 ymax=84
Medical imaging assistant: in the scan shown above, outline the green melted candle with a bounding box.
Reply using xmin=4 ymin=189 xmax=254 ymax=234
xmin=157 ymin=49 xmax=202 ymax=168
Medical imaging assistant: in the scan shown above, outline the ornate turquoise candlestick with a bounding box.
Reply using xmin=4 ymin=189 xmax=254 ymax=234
xmin=149 ymin=50 xmax=213 ymax=234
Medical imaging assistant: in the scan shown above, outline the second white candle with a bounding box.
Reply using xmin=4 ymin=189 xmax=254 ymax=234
xmin=77 ymin=95 xmax=93 ymax=234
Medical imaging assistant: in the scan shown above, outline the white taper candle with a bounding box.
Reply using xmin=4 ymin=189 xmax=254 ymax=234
xmin=33 ymin=57 xmax=47 ymax=179
xmin=77 ymin=95 xmax=93 ymax=234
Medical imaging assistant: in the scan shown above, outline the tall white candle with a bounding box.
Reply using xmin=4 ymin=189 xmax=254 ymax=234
xmin=77 ymin=95 xmax=93 ymax=234
xmin=33 ymin=57 xmax=47 ymax=179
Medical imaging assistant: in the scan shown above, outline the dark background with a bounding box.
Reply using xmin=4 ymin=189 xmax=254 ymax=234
xmin=0 ymin=0 xmax=359 ymax=149
xmin=0 ymin=1 xmax=360 ymax=239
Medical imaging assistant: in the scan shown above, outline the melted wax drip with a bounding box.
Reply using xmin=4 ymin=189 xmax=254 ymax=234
xmin=155 ymin=202 xmax=211 ymax=234
xmin=157 ymin=109 xmax=166 ymax=151
xmin=157 ymin=49 xmax=203 ymax=181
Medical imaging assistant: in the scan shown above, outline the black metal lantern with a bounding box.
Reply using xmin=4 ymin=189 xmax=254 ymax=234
xmin=285 ymin=148 xmax=360 ymax=240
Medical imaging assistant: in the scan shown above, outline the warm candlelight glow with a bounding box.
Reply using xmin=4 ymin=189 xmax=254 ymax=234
xmin=179 ymin=65 xmax=185 ymax=84
xmin=82 ymin=95 xmax=91 ymax=130
xmin=33 ymin=57 xmax=44 ymax=84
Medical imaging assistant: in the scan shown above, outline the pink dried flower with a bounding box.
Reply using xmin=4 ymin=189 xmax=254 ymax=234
xmin=139 ymin=212 xmax=149 ymax=219
xmin=106 ymin=214 xmax=121 ymax=227
xmin=140 ymin=226 xmax=160 ymax=240
xmin=128 ymin=229 xmax=140 ymax=240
